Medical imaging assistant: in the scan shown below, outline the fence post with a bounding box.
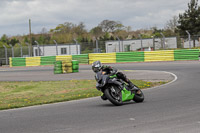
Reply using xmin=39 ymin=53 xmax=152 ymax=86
xmin=186 ymin=30 xmax=191 ymax=49
xmin=18 ymin=43 xmax=23 ymax=57
xmin=34 ymin=41 xmax=40 ymax=56
xmin=25 ymin=43 xmax=31 ymax=57
xmin=160 ymin=33 xmax=165 ymax=49
xmin=116 ymin=36 xmax=121 ymax=52
xmin=139 ymin=34 xmax=143 ymax=51
xmin=93 ymin=37 xmax=99 ymax=53
xmin=73 ymin=38 xmax=79 ymax=55
xmin=53 ymin=40 xmax=58 ymax=55
xmin=152 ymin=36 xmax=155 ymax=50
xmin=9 ymin=44 xmax=14 ymax=57
xmin=3 ymin=45 xmax=8 ymax=65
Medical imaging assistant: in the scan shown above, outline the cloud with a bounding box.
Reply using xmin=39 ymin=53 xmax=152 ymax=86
xmin=0 ymin=0 xmax=190 ymax=36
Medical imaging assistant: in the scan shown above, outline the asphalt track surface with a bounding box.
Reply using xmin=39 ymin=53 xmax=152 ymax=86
xmin=0 ymin=61 xmax=200 ymax=133
xmin=0 ymin=65 xmax=173 ymax=82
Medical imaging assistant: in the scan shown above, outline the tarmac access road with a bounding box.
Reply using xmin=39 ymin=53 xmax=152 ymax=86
xmin=0 ymin=61 xmax=200 ymax=133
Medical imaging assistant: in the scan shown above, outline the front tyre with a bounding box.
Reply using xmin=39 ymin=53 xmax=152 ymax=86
xmin=104 ymin=86 xmax=123 ymax=106
xmin=133 ymin=89 xmax=144 ymax=103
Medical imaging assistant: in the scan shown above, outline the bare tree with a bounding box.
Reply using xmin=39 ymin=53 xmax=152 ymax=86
xmin=40 ymin=27 xmax=48 ymax=34
xmin=165 ymin=16 xmax=178 ymax=33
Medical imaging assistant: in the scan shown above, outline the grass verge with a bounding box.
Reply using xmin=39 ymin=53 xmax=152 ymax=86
xmin=0 ymin=79 xmax=167 ymax=110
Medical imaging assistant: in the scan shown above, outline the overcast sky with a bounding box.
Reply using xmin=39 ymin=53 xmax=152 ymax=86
xmin=0 ymin=0 xmax=191 ymax=37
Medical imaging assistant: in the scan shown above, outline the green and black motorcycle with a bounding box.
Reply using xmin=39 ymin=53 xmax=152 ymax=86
xmin=95 ymin=71 xmax=144 ymax=106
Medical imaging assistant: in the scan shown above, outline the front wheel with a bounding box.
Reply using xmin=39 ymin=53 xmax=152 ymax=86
xmin=133 ymin=87 xmax=144 ymax=103
xmin=104 ymin=86 xmax=123 ymax=106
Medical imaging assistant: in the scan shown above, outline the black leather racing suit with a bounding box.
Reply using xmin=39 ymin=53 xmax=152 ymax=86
xmin=100 ymin=65 xmax=134 ymax=88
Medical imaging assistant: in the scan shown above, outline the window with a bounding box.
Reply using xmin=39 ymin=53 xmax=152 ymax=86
xmin=61 ymin=48 xmax=67 ymax=55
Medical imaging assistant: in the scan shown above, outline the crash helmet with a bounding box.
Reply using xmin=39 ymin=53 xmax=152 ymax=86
xmin=92 ymin=61 xmax=102 ymax=72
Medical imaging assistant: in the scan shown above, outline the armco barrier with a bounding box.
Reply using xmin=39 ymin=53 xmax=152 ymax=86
xmin=41 ymin=56 xmax=56 ymax=65
xmin=72 ymin=54 xmax=88 ymax=64
xmin=26 ymin=57 xmax=41 ymax=66
xmin=9 ymin=49 xmax=200 ymax=67
xmin=9 ymin=55 xmax=72 ymax=67
xmin=174 ymin=49 xmax=199 ymax=61
xmin=145 ymin=50 xmax=174 ymax=62
xmin=9 ymin=57 xmax=12 ymax=67
xmin=56 ymin=55 xmax=72 ymax=61
xmin=88 ymin=53 xmax=116 ymax=64
xmin=116 ymin=52 xmax=144 ymax=63
xmin=10 ymin=57 xmax=26 ymax=67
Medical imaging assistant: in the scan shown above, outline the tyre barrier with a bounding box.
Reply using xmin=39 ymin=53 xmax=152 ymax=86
xmin=54 ymin=61 xmax=63 ymax=74
xmin=72 ymin=60 xmax=79 ymax=73
xmin=54 ymin=60 xmax=79 ymax=74
xmin=62 ymin=60 xmax=72 ymax=74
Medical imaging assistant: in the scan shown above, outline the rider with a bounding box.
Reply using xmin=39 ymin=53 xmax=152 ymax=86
xmin=92 ymin=60 xmax=136 ymax=90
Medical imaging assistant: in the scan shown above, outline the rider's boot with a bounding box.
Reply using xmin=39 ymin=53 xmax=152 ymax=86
xmin=127 ymin=79 xmax=139 ymax=91
xmin=127 ymin=79 xmax=142 ymax=94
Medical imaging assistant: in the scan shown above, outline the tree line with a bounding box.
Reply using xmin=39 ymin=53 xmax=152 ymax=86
xmin=0 ymin=0 xmax=200 ymax=49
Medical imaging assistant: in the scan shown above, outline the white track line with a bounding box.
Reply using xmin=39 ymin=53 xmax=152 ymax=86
xmin=123 ymin=70 xmax=178 ymax=91
xmin=145 ymin=71 xmax=178 ymax=91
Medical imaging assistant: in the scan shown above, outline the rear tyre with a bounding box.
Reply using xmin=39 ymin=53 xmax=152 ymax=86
xmin=133 ymin=88 xmax=144 ymax=103
xmin=104 ymin=86 xmax=123 ymax=106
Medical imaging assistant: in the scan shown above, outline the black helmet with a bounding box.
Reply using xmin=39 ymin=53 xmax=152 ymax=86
xmin=92 ymin=61 xmax=102 ymax=72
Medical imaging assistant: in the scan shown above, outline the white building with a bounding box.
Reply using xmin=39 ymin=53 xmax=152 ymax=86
xmin=182 ymin=40 xmax=200 ymax=48
xmin=33 ymin=44 xmax=80 ymax=56
xmin=105 ymin=37 xmax=177 ymax=53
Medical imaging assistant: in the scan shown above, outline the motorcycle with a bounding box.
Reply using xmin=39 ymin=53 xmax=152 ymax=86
xmin=95 ymin=71 xmax=144 ymax=106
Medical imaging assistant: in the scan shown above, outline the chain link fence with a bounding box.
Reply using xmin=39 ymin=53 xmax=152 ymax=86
xmin=79 ymin=41 xmax=106 ymax=54
xmin=0 ymin=46 xmax=29 ymax=65
xmin=0 ymin=36 xmax=200 ymax=66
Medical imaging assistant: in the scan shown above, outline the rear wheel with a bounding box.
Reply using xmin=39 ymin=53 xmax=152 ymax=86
xmin=104 ymin=86 xmax=123 ymax=106
xmin=133 ymin=86 xmax=144 ymax=103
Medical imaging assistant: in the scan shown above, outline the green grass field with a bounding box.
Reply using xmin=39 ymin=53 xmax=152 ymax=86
xmin=0 ymin=80 xmax=167 ymax=110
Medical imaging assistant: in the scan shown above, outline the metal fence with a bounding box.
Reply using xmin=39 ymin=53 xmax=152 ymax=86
xmin=0 ymin=46 xmax=30 ymax=65
xmin=0 ymin=36 xmax=200 ymax=66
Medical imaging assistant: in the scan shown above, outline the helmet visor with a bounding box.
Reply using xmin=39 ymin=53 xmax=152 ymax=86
xmin=92 ymin=67 xmax=100 ymax=72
